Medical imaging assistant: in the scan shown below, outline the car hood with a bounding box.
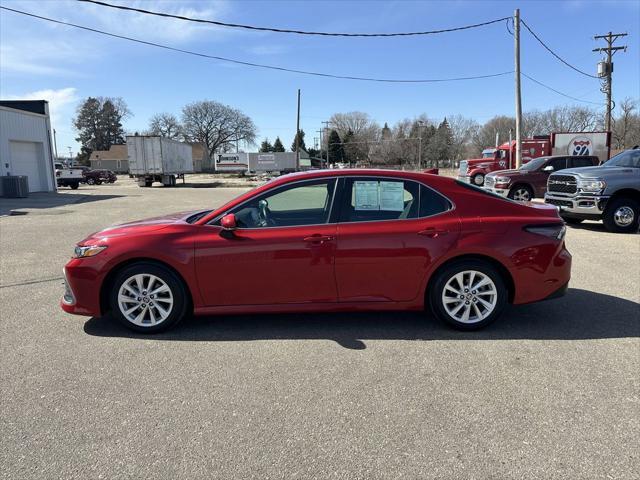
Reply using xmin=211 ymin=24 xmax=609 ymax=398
xmin=554 ymin=165 xmax=631 ymax=178
xmin=487 ymin=169 xmax=525 ymax=178
xmin=81 ymin=210 xmax=201 ymax=243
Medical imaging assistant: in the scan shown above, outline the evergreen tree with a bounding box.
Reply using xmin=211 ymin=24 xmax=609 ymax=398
xmin=291 ymin=129 xmax=306 ymax=152
xmin=381 ymin=122 xmax=392 ymax=140
xmin=73 ymin=96 xmax=130 ymax=163
xmin=342 ymin=129 xmax=356 ymax=165
xmin=259 ymin=138 xmax=274 ymax=152
xmin=273 ymin=136 xmax=285 ymax=152
xmin=327 ymin=129 xmax=343 ymax=164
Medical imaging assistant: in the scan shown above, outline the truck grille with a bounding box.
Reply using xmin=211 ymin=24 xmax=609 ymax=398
xmin=484 ymin=176 xmax=495 ymax=188
xmin=458 ymin=161 xmax=468 ymax=176
xmin=548 ymin=175 xmax=577 ymax=194
xmin=546 ymin=198 xmax=573 ymax=208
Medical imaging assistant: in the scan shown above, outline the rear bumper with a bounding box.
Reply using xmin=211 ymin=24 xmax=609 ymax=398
xmin=544 ymin=193 xmax=609 ymax=218
xmin=512 ymin=244 xmax=572 ymax=305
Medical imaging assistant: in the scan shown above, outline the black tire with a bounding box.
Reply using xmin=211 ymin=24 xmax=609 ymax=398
xmin=428 ymin=259 xmax=508 ymax=330
xmin=603 ymin=197 xmax=640 ymax=233
xmin=109 ymin=262 xmax=189 ymax=333
xmin=471 ymin=173 xmax=485 ymax=186
xmin=508 ymin=184 xmax=534 ymax=202
xmin=145 ymin=180 xmax=153 ymax=187
xmin=561 ymin=216 xmax=584 ymax=225
xmin=96 ymin=180 xmax=103 ymax=185
xmin=86 ymin=177 xmax=95 ymax=185
xmin=70 ymin=182 xmax=79 ymax=190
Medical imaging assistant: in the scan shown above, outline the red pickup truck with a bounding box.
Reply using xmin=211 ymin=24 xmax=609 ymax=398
xmin=483 ymin=155 xmax=600 ymax=201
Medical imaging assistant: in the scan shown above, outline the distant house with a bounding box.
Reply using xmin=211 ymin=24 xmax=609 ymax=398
xmin=0 ymin=100 xmax=57 ymax=194
xmin=89 ymin=144 xmax=129 ymax=172
xmin=90 ymin=142 xmax=207 ymax=173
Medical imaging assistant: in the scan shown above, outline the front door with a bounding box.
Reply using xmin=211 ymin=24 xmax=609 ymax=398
xmin=195 ymin=178 xmax=338 ymax=306
xmin=333 ymin=177 xmax=459 ymax=303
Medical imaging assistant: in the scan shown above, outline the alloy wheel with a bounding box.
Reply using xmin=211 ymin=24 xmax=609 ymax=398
xmin=512 ymin=188 xmax=531 ymax=202
xmin=613 ymin=206 xmax=635 ymax=227
xmin=473 ymin=174 xmax=485 ymax=186
xmin=117 ymin=273 xmax=174 ymax=326
xmin=441 ymin=270 xmax=497 ymax=324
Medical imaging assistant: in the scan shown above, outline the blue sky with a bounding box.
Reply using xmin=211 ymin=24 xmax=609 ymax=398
xmin=1 ymin=0 xmax=639 ymax=155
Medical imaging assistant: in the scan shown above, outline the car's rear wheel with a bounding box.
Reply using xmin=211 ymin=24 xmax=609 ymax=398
xmin=428 ymin=260 xmax=507 ymax=330
xmin=86 ymin=177 xmax=95 ymax=185
xmin=109 ymin=263 xmax=188 ymax=333
xmin=508 ymin=184 xmax=533 ymax=202
xmin=603 ymin=197 xmax=639 ymax=233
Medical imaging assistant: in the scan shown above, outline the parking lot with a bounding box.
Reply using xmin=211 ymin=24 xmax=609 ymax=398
xmin=1 ymin=177 xmax=638 ymax=479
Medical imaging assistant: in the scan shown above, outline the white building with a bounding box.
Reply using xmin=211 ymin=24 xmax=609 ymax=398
xmin=0 ymin=100 xmax=57 ymax=195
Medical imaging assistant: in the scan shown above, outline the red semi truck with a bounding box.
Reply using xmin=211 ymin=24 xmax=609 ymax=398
xmin=458 ymin=131 xmax=610 ymax=186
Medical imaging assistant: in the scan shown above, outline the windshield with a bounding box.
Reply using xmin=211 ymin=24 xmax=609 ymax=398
xmin=603 ymin=149 xmax=640 ymax=168
xmin=481 ymin=149 xmax=496 ymax=159
xmin=519 ymin=156 xmax=549 ymax=171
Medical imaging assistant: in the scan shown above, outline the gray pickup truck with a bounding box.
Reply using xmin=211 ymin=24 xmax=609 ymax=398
xmin=544 ymin=147 xmax=640 ymax=233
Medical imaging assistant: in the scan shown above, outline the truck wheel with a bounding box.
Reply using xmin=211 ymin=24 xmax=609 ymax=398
xmin=428 ymin=260 xmax=508 ymax=330
xmin=603 ymin=197 xmax=639 ymax=233
xmin=86 ymin=177 xmax=95 ymax=185
xmin=70 ymin=182 xmax=79 ymax=190
xmin=508 ymin=185 xmax=533 ymax=202
xmin=471 ymin=173 xmax=485 ymax=186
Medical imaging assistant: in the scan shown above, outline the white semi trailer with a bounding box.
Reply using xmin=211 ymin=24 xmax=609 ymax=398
xmin=127 ymin=135 xmax=193 ymax=187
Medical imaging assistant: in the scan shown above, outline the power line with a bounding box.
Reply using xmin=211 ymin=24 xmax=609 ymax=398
xmin=522 ymin=72 xmax=603 ymax=105
xmin=79 ymin=0 xmax=510 ymax=37
xmin=520 ymin=18 xmax=598 ymax=79
xmin=0 ymin=6 xmax=513 ymax=84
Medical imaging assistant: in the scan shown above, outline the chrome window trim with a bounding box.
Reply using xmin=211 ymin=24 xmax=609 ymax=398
xmin=207 ymin=174 xmax=455 ymax=230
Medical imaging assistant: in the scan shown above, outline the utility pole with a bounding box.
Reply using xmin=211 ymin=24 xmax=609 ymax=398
xmin=593 ymin=32 xmax=628 ymax=133
xmin=322 ymin=121 xmax=330 ymax=167
xmin=295 ymin=89 xmax=301 ymax=170
xmin=53 ymin=128 xmax=59 ymax=159
xmin=316 ymin=129 xmax=323 ymax=168
xmin=514 ymin=8 xmax=523 ymax=169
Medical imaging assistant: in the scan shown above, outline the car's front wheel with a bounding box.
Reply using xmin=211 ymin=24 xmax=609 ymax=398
xmin=471 ymin=173 xmax=485 ymax=186
xmin=109 ymin=262 xmax=188 ymax=333
xmin=428 ymin=260 xmax=508 ymax=330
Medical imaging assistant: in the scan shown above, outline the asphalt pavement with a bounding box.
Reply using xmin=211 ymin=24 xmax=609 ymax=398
xmin=1 ymin=178 xmax=638 ymax=479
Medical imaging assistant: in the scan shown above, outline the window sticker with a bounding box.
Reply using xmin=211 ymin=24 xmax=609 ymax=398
xmin=379 ymin=181 xmax=405 ymax=211
xmin=354 ymin=181 xmax=379 ymax=210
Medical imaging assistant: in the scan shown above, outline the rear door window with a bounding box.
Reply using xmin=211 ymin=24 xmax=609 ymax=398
xmin=570 ymin=157 xmax=597 ymax=168
xmin=549 ymin=157 xmax=568 ymax=171
xmin=338 ymin=177 xmax=450 ymax=223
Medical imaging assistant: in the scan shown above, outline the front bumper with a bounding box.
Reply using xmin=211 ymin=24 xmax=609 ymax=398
xmin=60 ymin=259 xmax=105 ymax=317
xmin=544 ymin=193 xmax=609 ymax=218
xmin=484 ymin=186 xmax=509 ymax=197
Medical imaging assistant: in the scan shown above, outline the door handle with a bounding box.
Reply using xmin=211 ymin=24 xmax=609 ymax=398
xmin=418 ymin=228 xmax=449 ymax=238
xmin=303 ymin=234 xmax=334 ymax=244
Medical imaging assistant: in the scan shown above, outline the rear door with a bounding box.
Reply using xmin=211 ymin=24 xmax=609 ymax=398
xmin=333 ymin=176 xmax=459 ymax=303
xmin=570 ymin=156 xmax=599 ymax=168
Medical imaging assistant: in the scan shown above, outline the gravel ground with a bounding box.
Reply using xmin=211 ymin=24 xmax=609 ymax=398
xmin=1 ymin=180 xmax=638 ymax=479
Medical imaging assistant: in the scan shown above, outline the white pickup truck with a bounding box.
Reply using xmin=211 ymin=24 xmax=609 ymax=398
xmin=54 ymin=163 xmax=84 ymax=190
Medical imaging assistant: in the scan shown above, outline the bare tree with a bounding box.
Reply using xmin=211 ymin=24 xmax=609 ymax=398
xmin=612 ymin=98 xmax=640 ymax=149
xmin=182 ymin=100 xmax=257 ymax=171
xmin=448 ymin=115 xmax=480 ymax=162
xmin=472 ymin=116 xmax=515 ymax=153
xmin=544 ymin=105 xmax=599 ymax=132
xmin=329 ymin=111 xmax=380 ymax=140
xmin=147 ymin=113 xmax=183 ymax=140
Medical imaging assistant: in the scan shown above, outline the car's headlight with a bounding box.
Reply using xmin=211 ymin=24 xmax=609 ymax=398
xmin=494 ymin=176 xmax=511 ymax=184
xmin=73 ymin=245 xmax=107 ymax=258
xmin=577 ymin=178 xmax=606 ymax=192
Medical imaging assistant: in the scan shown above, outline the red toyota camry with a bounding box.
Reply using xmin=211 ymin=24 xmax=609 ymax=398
xmin=61 ymin=169 xmax=571 ymax=332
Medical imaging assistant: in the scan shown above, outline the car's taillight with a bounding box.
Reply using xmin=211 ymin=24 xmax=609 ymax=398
xmin=524 ymin=224 xmax=566 ymax=240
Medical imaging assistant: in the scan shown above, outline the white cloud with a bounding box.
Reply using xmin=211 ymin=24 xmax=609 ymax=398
xmin=5 ymin=87 xmax=78 ymax=131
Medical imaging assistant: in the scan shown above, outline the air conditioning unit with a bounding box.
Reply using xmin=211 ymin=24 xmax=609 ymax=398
xmin=1 ymin=176 xmax=29 ymax=198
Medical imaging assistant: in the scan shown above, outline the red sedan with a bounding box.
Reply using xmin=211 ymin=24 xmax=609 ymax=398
xmin=61 ymin=169 xmax=571 ymax=332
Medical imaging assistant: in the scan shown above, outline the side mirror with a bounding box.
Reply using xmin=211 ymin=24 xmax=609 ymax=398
xmin=543 ymin=165 xmax=554 ymax=172
xmin=221 ymin=213 xmax=237 ymax=230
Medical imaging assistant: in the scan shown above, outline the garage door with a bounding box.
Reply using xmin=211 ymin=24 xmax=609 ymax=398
xmin=10 ymin=141 xmax=45 ymax=192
